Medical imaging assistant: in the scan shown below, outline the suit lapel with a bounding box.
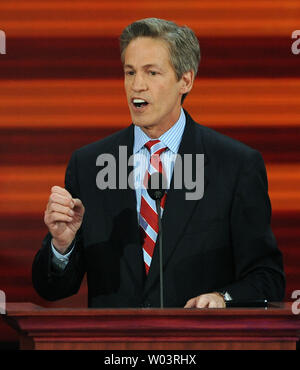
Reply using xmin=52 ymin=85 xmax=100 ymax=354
xmin=102 ymin=125 xmax=146 ymax=289
xmin=144 ymin=112 xmax=209 ymax=296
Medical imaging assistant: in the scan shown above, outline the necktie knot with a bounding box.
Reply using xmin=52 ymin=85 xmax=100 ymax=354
xmin=144 ymin=140 xmax=167 ymax=156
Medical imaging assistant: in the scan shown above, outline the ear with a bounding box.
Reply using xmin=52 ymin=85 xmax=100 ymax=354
xmin=180 ymin=70 xmax=194 ymax=95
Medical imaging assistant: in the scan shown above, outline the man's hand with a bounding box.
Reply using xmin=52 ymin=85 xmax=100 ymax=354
xmin=44 ymin=186 xmax=85 ymax=254
xmin=184 ymin=293 xmax=226 ymax=308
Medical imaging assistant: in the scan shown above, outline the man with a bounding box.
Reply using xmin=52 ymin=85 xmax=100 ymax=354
xmin=32 ymin=18 xmax=285 ymax=308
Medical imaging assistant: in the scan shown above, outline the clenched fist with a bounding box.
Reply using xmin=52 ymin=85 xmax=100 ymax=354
xmin=44 ymin=186 xmax=85 ymax=254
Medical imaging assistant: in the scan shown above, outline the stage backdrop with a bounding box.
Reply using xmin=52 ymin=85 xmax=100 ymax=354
xmin=0 ymin=0 xmax=299 ymax=344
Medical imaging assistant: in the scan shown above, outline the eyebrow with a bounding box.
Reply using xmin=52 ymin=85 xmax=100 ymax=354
xmin=124 ymin=64 xmax=162 ymax=69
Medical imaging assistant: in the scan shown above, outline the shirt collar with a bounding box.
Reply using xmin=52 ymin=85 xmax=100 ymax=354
xmin=133 ymin=108 xmax=186 ymax=154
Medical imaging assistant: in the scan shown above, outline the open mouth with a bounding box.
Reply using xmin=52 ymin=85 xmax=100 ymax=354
xmin=132 ymin=98 xmax=149 ymax=109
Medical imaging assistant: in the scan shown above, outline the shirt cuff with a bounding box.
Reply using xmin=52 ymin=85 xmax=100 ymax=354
xmin=51 ymin=240 xmax=75 ymax=269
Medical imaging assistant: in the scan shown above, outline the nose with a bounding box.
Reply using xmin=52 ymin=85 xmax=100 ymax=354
xmin=132 ymin=72 xmax=147 ymax=92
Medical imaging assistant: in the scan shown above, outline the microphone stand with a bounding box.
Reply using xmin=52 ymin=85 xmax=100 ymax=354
xmin=147 ymin=173 xmax=166 ymax=309
xmin=155 ymin=198 xmax=164 ymax=309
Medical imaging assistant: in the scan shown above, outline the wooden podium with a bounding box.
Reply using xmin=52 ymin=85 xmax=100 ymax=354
xmin=3 ymin=302 xmax=300 ymax=350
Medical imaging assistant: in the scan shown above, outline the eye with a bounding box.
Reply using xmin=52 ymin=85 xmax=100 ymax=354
xmin=149 ymin=71 xmax=158 ymax=76
xmin=125 ymin=70 xmax=135 ymax=76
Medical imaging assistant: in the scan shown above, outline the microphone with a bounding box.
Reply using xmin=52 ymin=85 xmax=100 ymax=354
xmin=147 ymin=172 xmax=167 ymax=308
xmin=147 ymin=172 xmax=167 ymax=201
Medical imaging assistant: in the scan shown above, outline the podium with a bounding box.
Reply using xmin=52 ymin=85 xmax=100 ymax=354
xmin=3 ymin=302 xmax=300 ymax=350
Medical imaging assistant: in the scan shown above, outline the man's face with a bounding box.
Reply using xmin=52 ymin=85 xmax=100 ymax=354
xmin=124 ymin=37 xmax=187 ymax=137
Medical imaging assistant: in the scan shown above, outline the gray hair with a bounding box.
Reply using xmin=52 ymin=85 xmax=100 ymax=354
xmin=120 ymin=18 xmax=200 ymax=103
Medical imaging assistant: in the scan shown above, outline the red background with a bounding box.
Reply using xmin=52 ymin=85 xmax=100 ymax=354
xmin=0 ymin=0 xmax=299 ymax=345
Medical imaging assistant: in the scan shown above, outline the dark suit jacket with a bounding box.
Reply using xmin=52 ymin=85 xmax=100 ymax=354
xmin=32 ymin=110 xmax=285 ymax=307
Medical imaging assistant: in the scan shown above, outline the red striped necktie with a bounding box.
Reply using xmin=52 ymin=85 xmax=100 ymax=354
xmin=139 ymin=140 xmax=167 ymax=275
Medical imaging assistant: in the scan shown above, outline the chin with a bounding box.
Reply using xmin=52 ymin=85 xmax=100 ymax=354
xmin=132 ymin=119 xmax=147 ymax=127
xmin=131 ymin=116 xmax=153 ymax=128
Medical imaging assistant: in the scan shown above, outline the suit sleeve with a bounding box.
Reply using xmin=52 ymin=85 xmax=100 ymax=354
xmin=220 ymin=150 xmax=285 ymax=301
xmin=32 ymin=151 xmax=86 ymax=301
